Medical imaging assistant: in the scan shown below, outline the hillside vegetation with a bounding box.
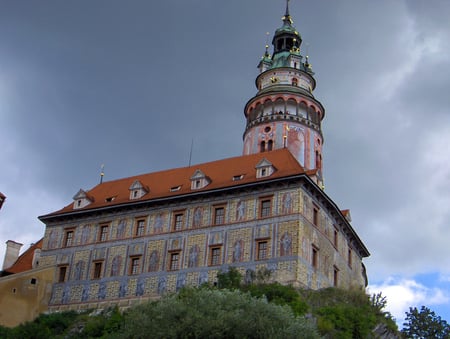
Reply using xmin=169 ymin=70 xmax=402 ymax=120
xmin=0 ymin=268 xmax=401 ymax=338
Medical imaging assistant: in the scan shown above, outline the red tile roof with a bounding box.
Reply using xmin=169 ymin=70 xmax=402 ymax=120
xmin=5 ymin=239 xmax=43 ymax=274
xmin=41 ymin=149 xmax=309 ymax=218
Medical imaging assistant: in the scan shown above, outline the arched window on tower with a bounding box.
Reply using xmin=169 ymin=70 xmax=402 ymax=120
xmin=292 ymin=78 xmax=298 ymax=86
xmin=315 ymin=151 xmax=322 ymax=170
xmin=268 ymin=140 xmax=273 ymax=151
xmin=260 ymin=141 xmax=266 ymax=153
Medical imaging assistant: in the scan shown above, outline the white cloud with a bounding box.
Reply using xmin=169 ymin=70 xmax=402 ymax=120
xmin=369 ymin=277 xmax=450 ymax=326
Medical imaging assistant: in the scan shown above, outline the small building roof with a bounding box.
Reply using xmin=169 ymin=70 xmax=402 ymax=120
xmin=3 ymin=239 xmax=43 ymax=274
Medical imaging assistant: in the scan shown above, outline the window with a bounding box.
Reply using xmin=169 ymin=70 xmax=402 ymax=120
xmin=130 ymin=257 xmax=141 ymax=275
xmin=64 ymin=230 xmax=74 ymax=247
xmin=348 ymin=248 xmax=352 ymax=268
xmin=169 ymin=252 xmax=180 ymax=271
xmin=99 ymin=224 xmax=109 ymax=242
xmin=267 ymin=140 xmax=273 ymax=151
xmin=58 ymin=266 xmax=68 ymax=283
xmin=313 ymin=205 xmax=319 ymax=226
xmin=93 ymin=261 xmax=103 ymax=279
xmin=135 ymin=219 xmax=146 ymax=237
xmin=333 ymin=227 xmax=339 ymax=248
xmin=257 ymin=241 xmax=268 ymax=260
xmin=333 ymin=266 xmax=339 ymax=287
xmin=210 ymin=247 xmax=222 ymax=266
xmin=260 ymin=199 xmax=272 ymax=218
xmin=173 ymin=212 xmax=184 ymax=231
xmin=214 ymin=206 xmax=225 ymax=225
xmin=312 ymin=246 xmax=319 ymax=269
xmin=260 ymin=141 xmax=266 ymax=152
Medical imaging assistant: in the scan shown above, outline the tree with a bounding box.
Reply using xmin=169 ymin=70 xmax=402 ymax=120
xmin=113 ymin=288 xmax=320 ymax=338
xmin=402 ymin=306 xmax=450 ymax=339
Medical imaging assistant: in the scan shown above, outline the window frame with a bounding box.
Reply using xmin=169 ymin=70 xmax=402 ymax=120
xmin=209 ymin=246 xmax=222 ymax=266
xmin=134 ymin=218 xmax=146 ymax=237
xmin=129 ymin=256 xmax=142 ymax=275
xmin=169 ymin=251 xmax=181 ymax=271
xmin=213 ymin=205 xmax=226 ymax=225
xmin=312 ymin=245 xmax=319 ymax=269
xmin=260 ymin=198 xmax=272 ymax=218
xmin=92 ymin=261 xmax=104 ymax=280
xmin=99 ymin=224 xmax=109 ymax=242
xmin=313 ymin=204 xmax=319 ymax=226
xmin=256 ymin=240 xmax=268 ymax=260
xmin=64 ymin=229 xmax=75 ymax=247
xmin=333 ymin=266 xmax=339 ymax=287
xmin=58 ymin=265 xmax=68 ymax=283
xmin=172 ymin=211 xmax=184 ymax=231
xmin=348 ymin=247 xmax=352 ymax=268
xmin=333 ymin=226 xmax=339 ymax=248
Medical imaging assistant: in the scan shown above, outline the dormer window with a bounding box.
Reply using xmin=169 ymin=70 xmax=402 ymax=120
xmin=129 ymin=180 xmax=149 ymax=200
xmin=170 ymin=185 xmax=181 ymax=192
xmin=190 ymin=169 xmax=210 ymax=190
xmin=255 ymin=158 xmax=276 ymax=179
xmin=72 ymin=189 xmax=93 ymax=210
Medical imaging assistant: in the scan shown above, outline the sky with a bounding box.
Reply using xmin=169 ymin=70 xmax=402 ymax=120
xmin=1 ymin=0 xmax=449 ymax=327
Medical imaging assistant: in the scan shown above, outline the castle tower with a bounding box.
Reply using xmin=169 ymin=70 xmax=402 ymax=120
xmin=243 ymin=1 xmax=325 ymax=186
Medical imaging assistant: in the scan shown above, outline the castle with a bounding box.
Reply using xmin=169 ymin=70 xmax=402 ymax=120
xmin=0 ymin=2 xmax=369 ymax=326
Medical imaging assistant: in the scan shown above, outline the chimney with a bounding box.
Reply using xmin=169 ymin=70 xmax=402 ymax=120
xmin=2 ymin=240 xmax=23 ymax=270
xmin=32 ymin=248 xmax=41 ymax=269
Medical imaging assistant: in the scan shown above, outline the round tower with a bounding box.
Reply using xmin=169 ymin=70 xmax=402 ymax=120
xmin=243 ymin=2 xmax=325 ymax=185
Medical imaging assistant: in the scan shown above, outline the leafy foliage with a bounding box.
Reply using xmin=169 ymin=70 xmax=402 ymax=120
xmin=112 ymin=287 xmax=319 ymax=339
xmin=217 ymin=266 xmax=242 ymax=289
xmin=402 ymin=306 xmax=450 ymax=339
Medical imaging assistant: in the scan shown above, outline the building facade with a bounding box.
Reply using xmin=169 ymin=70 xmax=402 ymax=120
xmin=2 ymin=3 xmax=369 ymax=318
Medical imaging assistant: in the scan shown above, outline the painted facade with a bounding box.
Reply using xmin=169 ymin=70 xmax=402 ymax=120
xmin=37 ymin=151 xmax=368 ymax=312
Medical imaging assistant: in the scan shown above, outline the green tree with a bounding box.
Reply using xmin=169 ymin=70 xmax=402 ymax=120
xmin=113 ymin=287 xmax=320 ymax=338
xmin=402 ymin=306 xmax=450 ymax=339
xmin=217 ymin=266 xmax=242 ymax=289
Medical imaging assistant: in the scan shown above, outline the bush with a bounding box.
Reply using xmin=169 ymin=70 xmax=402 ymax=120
xmin=113 ymin=288 xmax=319 ymax=338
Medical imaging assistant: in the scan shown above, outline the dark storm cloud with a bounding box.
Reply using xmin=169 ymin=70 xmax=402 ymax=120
xmin=1 ymin=1 xmax=450 ymax=318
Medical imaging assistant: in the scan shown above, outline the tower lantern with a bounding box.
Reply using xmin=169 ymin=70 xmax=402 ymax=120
xmin=243 ymin=1 xmax=325 ymax=186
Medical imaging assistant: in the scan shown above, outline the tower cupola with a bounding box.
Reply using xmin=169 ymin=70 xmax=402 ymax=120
xmin=243 ymin=1 xmax=325 ymax=187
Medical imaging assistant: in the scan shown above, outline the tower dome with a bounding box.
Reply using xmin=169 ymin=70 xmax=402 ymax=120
xmin=243 ymin=1 xmax=325 ymax=186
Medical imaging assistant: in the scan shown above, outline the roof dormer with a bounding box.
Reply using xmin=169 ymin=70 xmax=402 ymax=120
xmin=73 ymin=189 xmax=94 ymax=209
xmin=129 ymin=180 xmax=149 ymax=200
xmin=190 ymin=169 xmax=210 ymax=190
xmin=255 ymin=158 xmax=276 ymax=179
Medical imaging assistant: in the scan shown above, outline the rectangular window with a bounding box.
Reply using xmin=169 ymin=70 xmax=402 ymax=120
xmin=173 ymin=212 xmax=184 ymax=231
xmin=348 ymin=247 xmax=352 ymax=268
xmin=64 ymin=230 xmax=74 ymax=247
xmin=93 ymin=261 xmax=103 ymax=279
xmin=260 ymin=199 xmax=272 ymax=218
xmin=169 ymin=252 xmax=180 ymax=271
xmin=99 ymin=224 xmax=109 ymax=242
xmin=333 ymin=266 xmax=339 ymax=287
xmin=313 ymin=205 xmax=319 ymax=226
xmin=58 ymin=266 xmax=67 ymax=283
xmin=135 ymin=219 xmax=146 ymax=237
xmin=333 ymin=227 xmax=339 ymax=248
xmin=210 ymin=247 xmax=222 ymax=266
xmin=214 ymin=206 xmax=225 ymax=225
xmin=130 ymin=257 xmax=141 ymax=275
xmin=257 ymin=241 xmax=268 ymax=260
xmin=312 ymin=246 xmax=319 ymax=269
